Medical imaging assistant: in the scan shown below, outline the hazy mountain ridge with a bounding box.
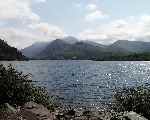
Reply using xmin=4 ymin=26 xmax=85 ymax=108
xmin=21 ymin=42 xmax=49 ymax=58
xmin=0 ymin=39 xmax=26 ymax=60
xmin=21 ymin=37 xmax=150 ymax=60
xmin=22 ymin=38 xmax=112 ymax=60
xmin=110 ymin=40 xmax=150 ymax=53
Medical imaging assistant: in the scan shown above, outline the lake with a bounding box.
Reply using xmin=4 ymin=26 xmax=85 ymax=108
xmin=1 ymin=60 xmax=150 ymax=110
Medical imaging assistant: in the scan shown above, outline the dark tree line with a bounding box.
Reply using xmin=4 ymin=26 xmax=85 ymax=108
xmin=0 ymin=39 xmax=27 ymax=60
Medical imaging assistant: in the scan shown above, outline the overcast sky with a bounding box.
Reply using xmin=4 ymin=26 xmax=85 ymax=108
xmin=0 ymin=0 xmax=150 ymax=49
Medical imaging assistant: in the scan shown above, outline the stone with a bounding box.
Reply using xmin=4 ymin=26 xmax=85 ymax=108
xmin=4 ymin=103 xmax=17 ymax=113
xmin=124 ymin=112 xmax=148 ymax=120
xmin=21 ymin=102 xmax=55 ymax=120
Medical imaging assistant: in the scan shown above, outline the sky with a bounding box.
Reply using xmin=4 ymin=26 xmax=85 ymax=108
xmin=0 ymin=0 xmax=150 ymax=48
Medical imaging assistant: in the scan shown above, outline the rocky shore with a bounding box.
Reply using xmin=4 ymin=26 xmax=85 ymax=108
xmin=0 ymin=102 xmax=148 ymax=120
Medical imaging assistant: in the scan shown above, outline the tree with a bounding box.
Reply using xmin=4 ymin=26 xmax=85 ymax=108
xmin=0 ymin=64 xmax=54 ymax=110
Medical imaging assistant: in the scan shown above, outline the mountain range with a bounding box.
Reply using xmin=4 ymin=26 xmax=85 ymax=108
xmin=21 ymin=37 xmax=150 ymax=60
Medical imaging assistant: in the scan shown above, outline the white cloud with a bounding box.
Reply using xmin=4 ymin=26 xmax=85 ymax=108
xmin=85 ymin=2 xmax=108 ymax=22
xmin=35 ymin=0 xmax=47 ymax=3
xmin=0 ymin=27 xmax=39 ymax=49
xmin=0 ymin=0 xmax=65 ymax=48
xmin=79 ymin=15 xmax=150 ymax=44
xmin=85 ymin=10 xmax=108 ymax=22
xmin=0 ymin=25 xmax=65 ymax=49
xmin=29 ymin=22 xmax=65 ymax=38
xmin=0 ymin=0 xmax=40 ymax=22
xmin=86 ymin=4 xmax=97 ymax=11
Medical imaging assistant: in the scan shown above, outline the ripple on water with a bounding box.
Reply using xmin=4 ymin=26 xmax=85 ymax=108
xmin=1 ymin=60 xmax=150 ymax=109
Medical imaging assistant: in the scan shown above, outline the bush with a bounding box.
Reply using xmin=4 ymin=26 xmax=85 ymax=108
xmin=113 ymin=85 xmax=150 ymax=119
xmin=0 ymin=64 xmax=54 ymax=110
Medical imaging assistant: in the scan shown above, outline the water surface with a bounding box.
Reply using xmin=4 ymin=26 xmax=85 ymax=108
xmin=1 ymin=60 xmax=150 ymax=109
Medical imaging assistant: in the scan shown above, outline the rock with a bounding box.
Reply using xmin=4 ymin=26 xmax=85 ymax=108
xmin=21 ymin=102 xmax=55 ymax=120
xmin=124 ymin=112 xmax=148 ymax=120
xmin=24 ymin=102 xmax=37 ymax=109
xmin=4 ymin=103 xmax=17 ymax=113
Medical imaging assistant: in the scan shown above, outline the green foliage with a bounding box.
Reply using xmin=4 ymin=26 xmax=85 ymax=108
xmin=32 ymin=86 xmax=56 ymax=110
xmin=0 ymin=64 xmax=54 ymax=110
xmin=0 ymin=39 xmax=27 ymax=60
xmin=95 ymin=53 xmax=150 ymax=61
xmin=113 ymin=85 xmax=150 ymax=119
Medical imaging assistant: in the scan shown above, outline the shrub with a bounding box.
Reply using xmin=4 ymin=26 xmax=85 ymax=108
xmin=113 ymin=85 xmax=150 ymax=119
xmin=0 ymin=64 xmax=54 ymax=110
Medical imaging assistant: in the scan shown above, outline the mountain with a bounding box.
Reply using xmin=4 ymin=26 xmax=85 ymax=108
xmin=0 ymin=39 xmax=26 ymax=60
xmin=83 ymin=40 xmax=107 ymax=48
xmin=21 ymin=42 xmax=49 ymax=58
xmin=62 ymin=36 xmax=78 ymax=44
xmin=32 ymin=39 xmax=111 ymax=60
xmin=22 ymin=39 xmax=150 ymax=60
xmin=21 ymin=36 xmax=78 ymax=58
xmin=110 ymin=40 xmax=150 ymax=53
xmin=36 ymin=39 xmax=71 ymax=59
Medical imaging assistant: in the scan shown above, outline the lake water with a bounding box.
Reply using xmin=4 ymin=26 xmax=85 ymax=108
xmin=1 ymin=60 xmax=150 ymax=109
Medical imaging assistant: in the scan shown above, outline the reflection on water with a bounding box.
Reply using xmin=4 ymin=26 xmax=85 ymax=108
xmin=1 ymin=60 xmax=150 ymax=109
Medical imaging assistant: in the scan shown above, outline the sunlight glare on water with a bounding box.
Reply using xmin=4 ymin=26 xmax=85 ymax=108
xmin=1 ymin=60 xmax=150 ymax=109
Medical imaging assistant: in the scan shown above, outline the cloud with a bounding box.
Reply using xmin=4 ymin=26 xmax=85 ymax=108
xmin=29 ymin=22 xmax=65 ymax=39
xmin=85 ymin=10 xmax=108 ymax=22
xmin=0 ymin=27 xmax=40 ymax=49
xmin=79 ymin=15 xmax=150 ymax=44
xmin=35 ymin=0 xmax=47 ymax=3
xmin=86 ymin=4 xmax=97 ymax=11
xmin=85 ymin=3 xmax=108 ymax=22
xmin=0 ymin=25 xmax=65 ymax=49
xmin=0 ymin=0 xmax=65 ymax=48
xmin=0 ymin=0 xmax=40 ymax=22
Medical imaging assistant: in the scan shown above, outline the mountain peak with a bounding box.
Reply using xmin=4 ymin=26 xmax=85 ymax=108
xmin=111 ymin=40 xmax=150 ymax=53
xmin=114 ymin=40 xmax=129 ymax=43
xmin=22 ymin=39 xmax=150 ymax=60
xmin=62 ymin=36 xmax=78 ymax=44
